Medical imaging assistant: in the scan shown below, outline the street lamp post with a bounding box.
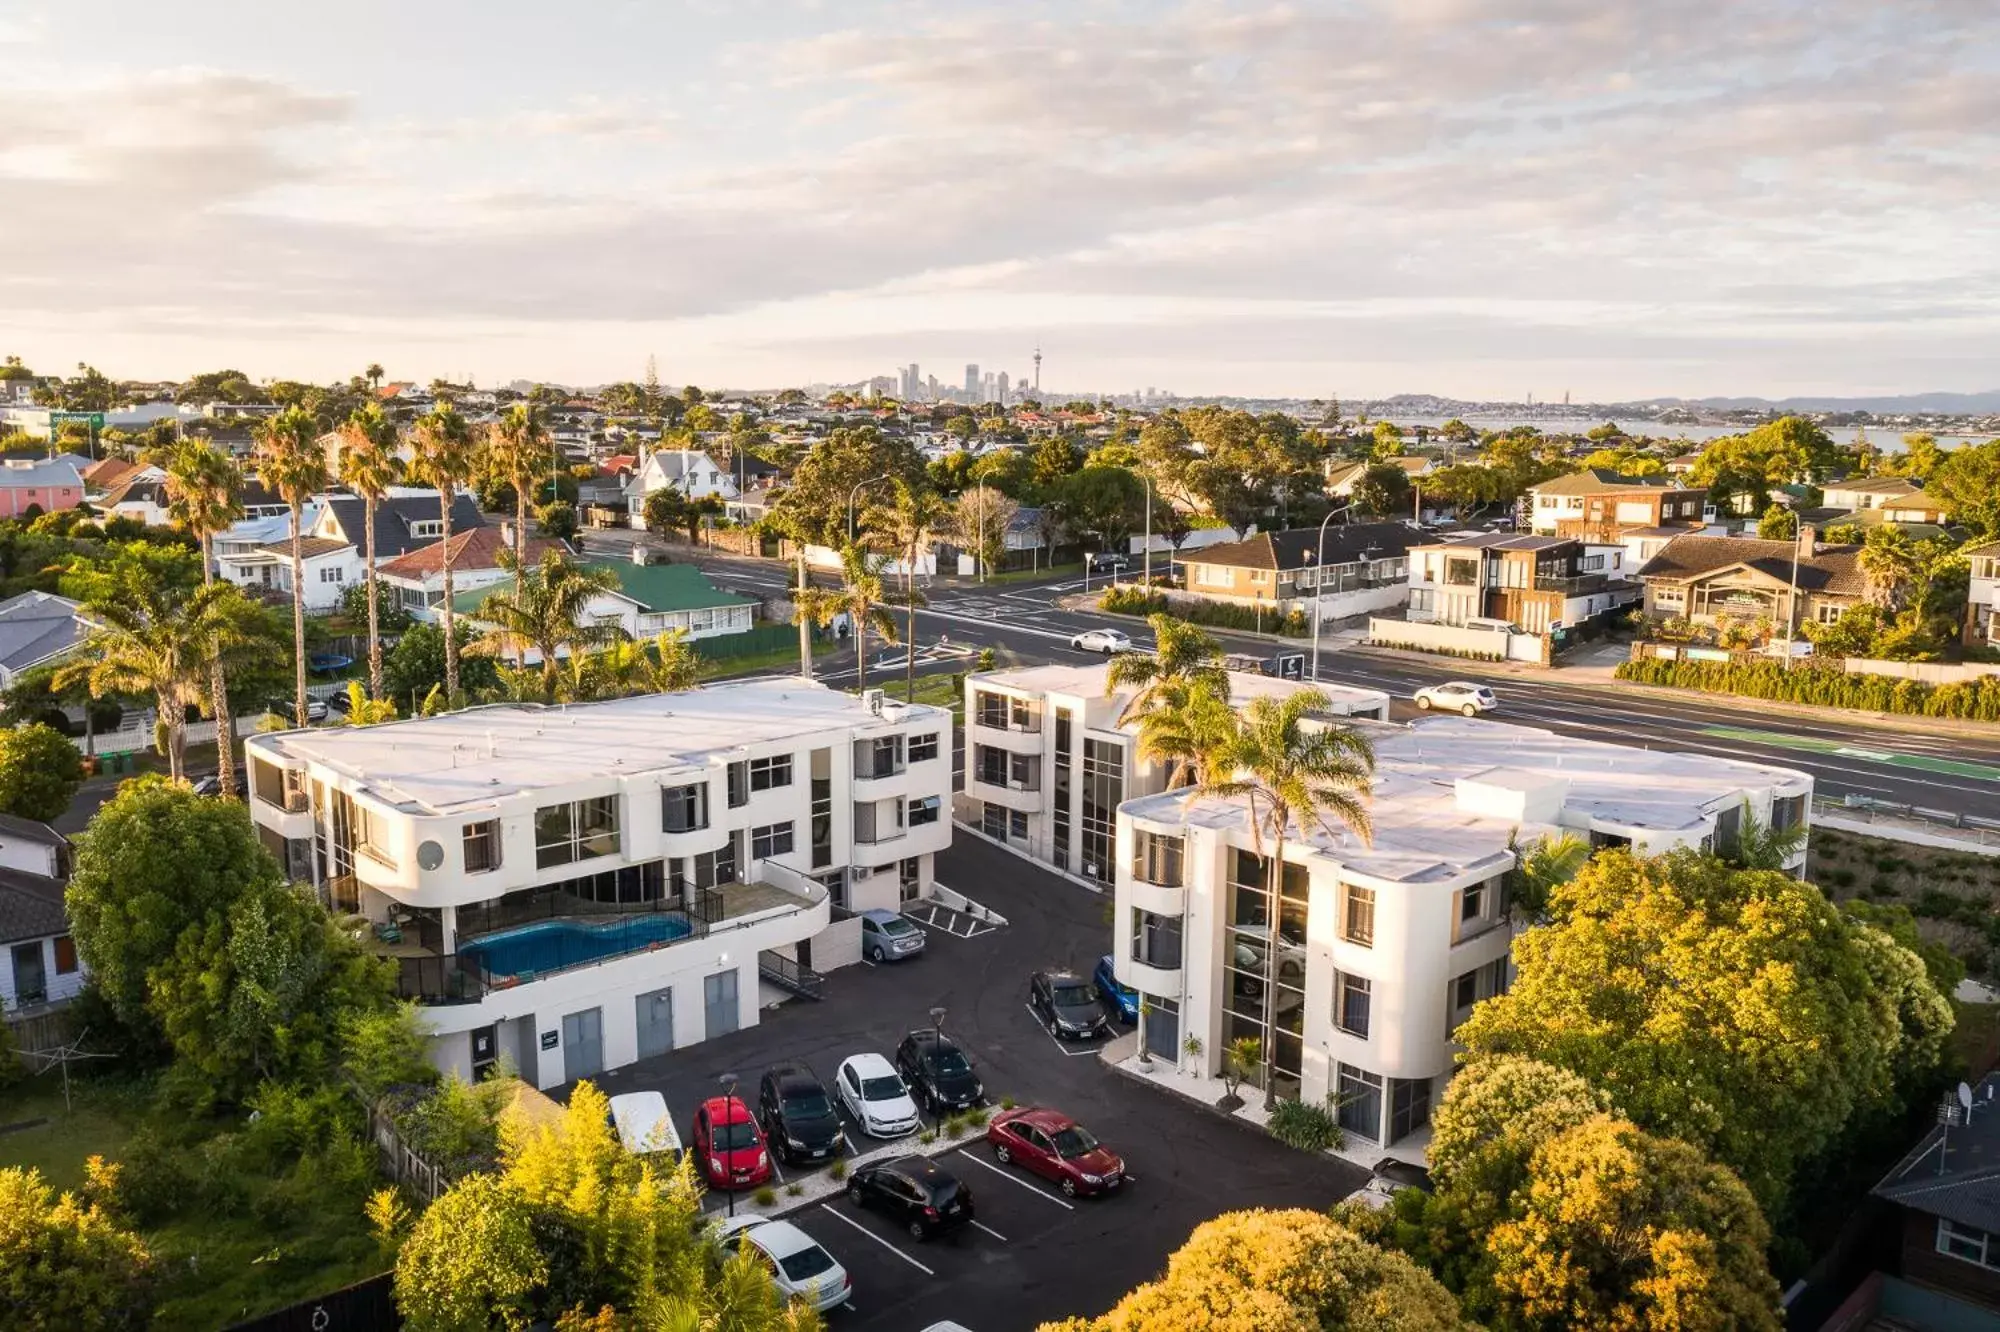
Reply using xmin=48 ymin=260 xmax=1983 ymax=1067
xmin=928 ymin=1006 xmax=948 ymax=1128
xmin=1142 ymin=476 xmax=1153 ymax=586
xmin=847 ymin=473 xmax=893 ymax=547
xmin=718 ymin=1072 xmax=740 ymax=1217
xmin=1309 ymin=503 xmax=1354 ymax=683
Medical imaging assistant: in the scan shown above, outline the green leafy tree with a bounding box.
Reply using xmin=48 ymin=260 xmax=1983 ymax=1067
xmin=1195 ymin=692 xmax=1374 ymax=1108
xmin=1456 ymin=849 xmax=1953 ymax=1212
xmin=253 ymin=405 xmax=329 ymax=727
xmin=338 ymin=403 xmax=404 ymax=699
xmin=1030 ymin=434 xmax=1083 ymax=494
xmin=408 ymin=404 xmax=479 ymax=702
xmin=1927 ymin=439 xmax=2000 ymax=539
xmin=1756 ymin=504 xmax=1798 ymax=540
xmin=1858 ymin=526 xmax=1924 ymax=611
xmin=383 ymin=620 xmax=497 ymax=712
xmin=953 ymin=486 xmax=1019 ymax=577
xmin=865 ymin=480 xmax=946 ymax=700
xmin=1504 ymin=832 xmax=1589 ymax=926
xmin=796 ymin=546 xmax=898 ymax=691
xmin=1057 ymin=465 xmax=1146 ymax=551
xmin=535 ymin=499 xmax=577 ymax=542
xmin=1353 ymin=462 xmax=1413 ymax=518
xmin=1040 ymin=1208 xmax=1466 ymax=1332
xmin=1134 ymin=677 xmax=1241 ymax=791
xmin=1486 ymin=1115 xmax=1781 ymax=1331
xmin=0 ymin=1165 xmax=155 ymax=1331
xmin=0 ymin=723 xmax=83 ymax=822
xmin=484 ymin=404 xmax=554 ymax=589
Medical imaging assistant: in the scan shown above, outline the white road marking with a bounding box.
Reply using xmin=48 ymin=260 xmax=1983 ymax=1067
xmin=817 ymin=1204 xmax=937 ymax=1276
xmin=953 ymin=1150 xmax=1076 ymax=1210
xmin=970 ymin=1219 xmax=1009 ymax=1242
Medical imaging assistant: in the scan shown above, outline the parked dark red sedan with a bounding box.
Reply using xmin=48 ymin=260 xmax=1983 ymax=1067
xmin=692 ymin=1095 xmax=772 ymax=1190
xmin=986 ymin=1106 xmax=1125 ymax=1198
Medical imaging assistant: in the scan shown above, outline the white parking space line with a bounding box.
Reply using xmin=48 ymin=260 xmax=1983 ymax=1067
xmin=970 ymin=1219 xmax=1009 ymax=1242
xmin=817 ymin=1204 xmax=937 ymax=1276
xmin=1023 ymin=1003 xmax=1109 ymax=1057
xmin=954 ymin=1150 xmax=1076 ymax=1210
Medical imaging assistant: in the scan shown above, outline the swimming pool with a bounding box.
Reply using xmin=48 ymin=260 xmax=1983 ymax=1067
xmin=460 ymin=915 xmax=695 ymax=979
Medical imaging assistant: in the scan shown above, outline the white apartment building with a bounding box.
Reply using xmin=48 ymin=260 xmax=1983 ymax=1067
xmin=1966 ymin=541 xmax=2000 ymax=646
xmin=961 ymin=663 xmax=1392 ymax=889
xmin=1110 ymin=715 xmax=1811 ymax=1158
xmin=244 ymin=681 xmax=953 ymax=1089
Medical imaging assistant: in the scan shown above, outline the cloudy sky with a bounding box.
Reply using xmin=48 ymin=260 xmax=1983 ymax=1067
xmin=2 ymin=0 xmax=1996 ymax=400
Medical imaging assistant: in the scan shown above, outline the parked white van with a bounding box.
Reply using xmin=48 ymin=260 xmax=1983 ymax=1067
xmin=609 ymin=1091 xmax=684 ymax=1159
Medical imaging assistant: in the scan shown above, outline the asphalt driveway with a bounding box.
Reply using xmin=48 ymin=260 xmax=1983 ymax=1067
xmin=580 ymin=836 xmax=1367 ymax=1331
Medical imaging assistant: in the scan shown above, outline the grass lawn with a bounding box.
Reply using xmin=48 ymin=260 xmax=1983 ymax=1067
xmin=699 ymin=636 xmax=835 ymax=681
xmin=0 ymin=1080 xmax=132 ymax=1193
xmin=981 ymin=560 xmax=1083 ymax=585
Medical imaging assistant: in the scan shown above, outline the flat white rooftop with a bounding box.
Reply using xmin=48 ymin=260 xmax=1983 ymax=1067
xmin=1122 ymin=714 xmax=1811 ymax=885
xmin=974 ymin=662 xmax=1390 ymax=715
xmin=246 ymin=678 xmax=945 ymax=815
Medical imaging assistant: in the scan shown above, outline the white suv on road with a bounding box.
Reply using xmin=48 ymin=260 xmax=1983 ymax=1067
xmin=1069 ymin=628 xmax=1135 ymax=654
xmin=1413 ymin=681 xmax=1499 ymax=716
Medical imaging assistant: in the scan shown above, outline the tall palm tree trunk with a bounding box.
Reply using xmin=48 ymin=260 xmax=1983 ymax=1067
xmin=513 ymin=476 xmax=528 ymax=593
xmin=201 ymin=532 xmax=237 ymax=796
xmin=290 ymin=502 xmax=308 ymax=727
xmin=159 ymin=689 xmax=187 ymax=782
xmin=364 ymin=497 xmax=383 ymax=699
xmin=796 ymin=549 xmax=813 ymax=680
xmin=1263 ymin=828 xmax=1286 ymax=1111
xmin=854 ymin=590 xmax=868 ymax=691
xmin=439 ymin=488 xmax=459 ymax=701
xmin=906 ymin=584 xmax=918 ymax=703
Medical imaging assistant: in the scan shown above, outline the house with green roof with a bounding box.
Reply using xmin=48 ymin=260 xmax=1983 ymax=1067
xmin=453 ymin=550 xmax=759 ymax=644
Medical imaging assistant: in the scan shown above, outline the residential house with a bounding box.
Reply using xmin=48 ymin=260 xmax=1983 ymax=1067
xmin=1966 ymin=541 xmax=2000 ymax=647
xmin=453 ymin=550 xmax=759 ymax=649
xmin=243 ymin=682 xmax=954 ymax=1088
xmin=0 ymin=866 xmax=82 ymax=1014
xmin=0 ymin=591 xmax=88 ymax=690
xmin=962 ymin=663 xmax=1391 ymax=888
xmin=311 ymin=491 xmax=486 ymax=562
xmin=93 ymin=472 xmax=174 ymax=526
xmin=1406 ymin=533 xmax=1639 ymax=635
xmin=378 ymin=525 xmax=567 ymax=622
xmin=622 ymin=448 xmax=739 ymax=527
xmin=215 ymin=509 xmax=315 ymax=594
xmin=0 ymin=456 xmax=85 ymax=519
xmin=1111 ymin=715 xmax=1812 ymax=1153
xmin=1856 ymin=1068 xmax=2000 ymax=1323
xmin=0 ymin=814 xmax=71 ymax=880
xmin=1822 ymin=476 xmax=1948 ymax=519
xmin=1173 ymin=524 xmax=1422 ymax=626
xmin=1636 ymin=529 xmax=1866 ymax=636
xmin=1527 ymin=469 xmax=1707 ymax=541
xmin=260 ymin=537 xmax=364 ymax=613
xmin=1324 ymin=456 xmax=1434 ymax=500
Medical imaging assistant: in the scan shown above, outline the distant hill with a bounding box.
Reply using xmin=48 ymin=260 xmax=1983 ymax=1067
xmin=1669 ymin=390 xmax=2000 ymax=414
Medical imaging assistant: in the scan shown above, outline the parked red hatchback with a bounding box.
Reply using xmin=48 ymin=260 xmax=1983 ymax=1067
xmin=986 ymin=1106 xmax=1125 ymax=1198
xmin=692 ymin=1095 xmax=772 ymax=1190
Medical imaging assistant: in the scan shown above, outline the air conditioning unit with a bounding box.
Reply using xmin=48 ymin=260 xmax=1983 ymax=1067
xmin=863 ymin=688 xmax=885 ymax=715
xmin=850 ymin=864 xmax=872 ymax=881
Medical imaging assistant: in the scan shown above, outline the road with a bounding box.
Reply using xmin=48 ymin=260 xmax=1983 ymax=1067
xmin=590 ymin=535 xmax=2000 ymax=819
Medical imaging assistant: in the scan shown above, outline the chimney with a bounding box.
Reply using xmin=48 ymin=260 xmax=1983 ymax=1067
xmin=1796 ymin=523 xmax=1818 ymax=561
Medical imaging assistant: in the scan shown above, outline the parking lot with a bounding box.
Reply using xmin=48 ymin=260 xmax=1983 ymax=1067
xmin=580 ymin=836 xmax=1366 ymax=1331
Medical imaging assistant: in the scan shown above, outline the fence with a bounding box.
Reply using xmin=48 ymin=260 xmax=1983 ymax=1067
xmin=1814 ymin=794 xmax=2000 ymax=854
xmin=223 ymin=1272 xmax=396 ymax=1332
xmin=366 ymin=1098 xmax=453 ymax=1203
xmin=2 ymin=1003 xmax=78 ymax=1068
xmin=695 ymin=621 xmax=802 ymax=661
xmin=1367 ymin=617 xmax=1549 ymax=665
xmin=1632 ymin=640 xmax=2000 ymax=687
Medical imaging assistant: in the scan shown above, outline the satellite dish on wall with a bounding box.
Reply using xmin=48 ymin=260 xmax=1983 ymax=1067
xmin=417 ymin=840 xmax=445 ymax=871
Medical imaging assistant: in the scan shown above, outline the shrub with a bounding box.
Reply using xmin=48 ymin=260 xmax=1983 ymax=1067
xmin=784 ymin=1182 xmax=803 ymax=1197
xmin=918 ymin=1129 xmax=937 ymax=1145
xmin=1268 ymin=1098 xmax=1344 ymax=1153
xmin=941 ymin=1114 xmax=965 ymax=1139
xmin=752 ymin=1185 xmax=777 ymax=1208
xmin=999 ymin=1096 xmax=1017 ymax=1111
xmin=827 ymin=1160 xmax=848 ymax=1182
xmin=1098 ymin=585 xmax=1310 ymax=637
xmin=1614 ymin=656 xmax=2000 ymax=722
xmin=966 ymin=1107 xmax=991 ymax=1128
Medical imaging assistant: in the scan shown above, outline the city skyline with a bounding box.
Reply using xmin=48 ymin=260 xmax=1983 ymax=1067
xmin=2 ymin=2 xmax=1997 ymax=400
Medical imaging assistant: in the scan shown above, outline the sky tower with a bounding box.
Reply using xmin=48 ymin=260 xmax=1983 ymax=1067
xmin=1033 ymin=342 xmax=1042 ymax=394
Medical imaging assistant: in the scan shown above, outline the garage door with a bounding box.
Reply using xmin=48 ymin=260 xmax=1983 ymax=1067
xmin=563 ymin=1007 xmax=603 ymax=1082
xmin=704 ymin=971 xmax=739 ymax=1040
xmin=635 ymin=987 xmax=674 ymax=1061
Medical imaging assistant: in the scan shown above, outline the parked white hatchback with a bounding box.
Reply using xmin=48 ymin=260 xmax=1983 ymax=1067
xmin=712 ymin=1216 xmax=852 ymax=1312
xmin=1069 ymin=627 xmax=1135 ymax=654
xmin=1413 ymin=681 xmax=1499 ymax=716
xmin=608 ymin=1090 xmax=684 ymax=1161
xmin=835 ymin=1053 xmax=922 ymax=1138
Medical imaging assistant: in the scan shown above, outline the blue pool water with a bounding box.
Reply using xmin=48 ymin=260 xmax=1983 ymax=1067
xmin=461 ymin=916 xmax=694 ymax=979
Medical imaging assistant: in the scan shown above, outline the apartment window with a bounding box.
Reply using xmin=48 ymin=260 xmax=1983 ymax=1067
xmin=354 ymin=802 xmax=394 ymax=868
xmin=975 ymin=691 xmax=1008 ymax=729
xmin=662 ymin=782 xmax=708 ymax=834
xmin=1342 ymin=883 xmax=1375 ymax=947
xmin=1336 ymin=974 xmax=1372 ymax=1039
xmin=1444 ymin=558 xmax=1479 ymax=586
xmin=1337 ymin=1064 xmax=1384 ymax=1144
xmin=974 ymin=745 xmax=1008 ymax=786
xmin=462 ymin=820 xmax=500 ymax=874
xmin=534 ymin=796 xmax=621 ymax=869
xmin=1132 ymin=910 xmax=1183 ymax=969
xmin=1713 ymin=804 xmax=1742 ymax=859
xmin=1008 ymin=752 xmax=1039 ymax=790
xmin=1454 ymin=971 xmax=1479 ymax=1013
xmin=1654 ymin=585 xmax=1685 ymax=608
xmin=1409 ymin=588 xmax=1434 ymax=613
xmin=1080 ymin=738 xmax=1123 ymax=886
xmin=982 ymin=802 xmax=1008 ymax=840
xmin=909 ymin=732 xmax=940 ymax=763
xmin=749 ymin=754 xmax=792 ymax=791
xmin=1461 ymin=881 xmax=1485 ymax=922
xmin=1052 ymin=708 xmax=1074 ymax=871
xmin=1010 ymin=696 xmax=1038 ymax=732
xmin=726 ymin=761 xmax=748 ymax=808
xmin=1009 ymin=809 xmax=1028 ymax=840
xmin=1938 ymin=1219 xmax=2000 ymax=1270
xmin=1196 ymin=564 xmax=1232 ymax=588
xmin=1815 ymin=602 xmax=1844 ymax=625
xmin=1770 ymin=793 xmax=1806 ymax=832
xmin=1131 ymin=832 xmax=1185 ymax=887
xmin=859 ymin=734 xmax=904 ymax=779
xmin=1389 ymin=1077 xmax=1432 ymax=1144
xmin=908 ymin=795 xmax=941 ymax=826
xmin=318 ymin=566 xmax=345 ymax=584
xmin=410 ymin=519 xmax=443 ymax=538
xmin=692 ymin=841 xmax=737 ymax=888
xmin=53 ymin=935 xmax=77 ymax=975
xmin=751 ymin=822 xmax=795 ymax=859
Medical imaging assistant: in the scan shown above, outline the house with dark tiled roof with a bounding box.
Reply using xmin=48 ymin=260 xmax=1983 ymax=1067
xmin=1407 ymin=532 xmax=1640 ymax=634
xmin=1635 ymin=529 xmax=1865 ymax=635
xmin=1528 ymin=468 xmax=1707 ymax=541
xmin=310 ymin=491 xmax=485 ymax=562
xmin=1174 ymin=523 xmax=1422 ymax=625
xmin=0 ymin=854 xmax=80 ymax=1014
xmin=0 ymin=591 xmax=89 ymax=689
xmin=379 ymin=525 xmax=569 ymax=622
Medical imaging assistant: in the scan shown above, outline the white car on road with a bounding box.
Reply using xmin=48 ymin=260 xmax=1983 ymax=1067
xmin=1413 ymin=681 xmax=1499 ymax=716
xmin=1069 ymin=627 xmax=1135 ymax=654
xmin=712 ymin=1216 xmax=851 ymax=1312
xmin=835 ymin=1053 xmax=922 ymax=1138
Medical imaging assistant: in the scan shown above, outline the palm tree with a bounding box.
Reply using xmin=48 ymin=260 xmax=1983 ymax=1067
xmin=1135 ymin=677 xmax=1240 ymax=789
xmin=365 ymin=363 xmax=385 ymax=394
xmin=796 ymin=545 xmax=899 ymax=691
xmin=1507 ymin=831 xmax=1590 ymax=925
xmin=1108 ymin=612 xmax=1228 ymax=726
xmin=338 ymin=403 xmax=403 ymax=700
xmin=154 ymin=437 xmax=245 ymax=794
xmin=867 ymin=481 xmax=946 ymax=702
xmin=469 ymin=549 xmax=622 ymax=701
xmin=486 ymin=403 xmax=551 ymax=589
xmin=56 ymin=573 xmax=265 ymax=781
xmin=1859 ymin=527 xmax=1923 ymax=612
xmin=254 ymin=405 xmax=329 ymax=728
xmin=564 ymin=630 xmax=700 ymax=702
xmin=1194 ymin=690 xmax=1375 ymax=1109
xmin=408 ymin=403 xmax=477 ymax=702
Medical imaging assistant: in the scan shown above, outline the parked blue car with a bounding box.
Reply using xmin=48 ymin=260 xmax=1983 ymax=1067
xmin=1093 ymin=954 xmax=1139 ymax=1023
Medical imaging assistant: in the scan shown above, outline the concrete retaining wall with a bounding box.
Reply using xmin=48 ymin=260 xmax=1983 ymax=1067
xmin=1369 ymin=617 xmax=1549 ymax=663
xmin=1842 ymin=658 xmax=2000 ymax=685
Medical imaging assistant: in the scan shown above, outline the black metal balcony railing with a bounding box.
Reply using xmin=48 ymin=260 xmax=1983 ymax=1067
xmin=1534 ymin=572 xmax=1614 ymax=595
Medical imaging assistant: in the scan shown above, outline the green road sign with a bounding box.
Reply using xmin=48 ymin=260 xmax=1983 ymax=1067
xmin=49 ymin=411 xmax=106 ymax=429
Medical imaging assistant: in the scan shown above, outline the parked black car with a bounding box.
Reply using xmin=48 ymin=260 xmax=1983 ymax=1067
xmin=1029 ymin=969 xmax=1109 ymax=1040
xmin=845 ymin=1155 xmax=974 ymax=1240
xmin=757 ymin=1063 xmax=846 ymax=1166
xmin=893 ymin=1030 xmax=984 ymax=1114
xmin=1088 ymin=552 xmax=1131 ymax=574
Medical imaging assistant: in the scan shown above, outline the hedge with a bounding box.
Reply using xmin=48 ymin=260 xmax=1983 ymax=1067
xmin=1100 ymin=586 xmax=1309 ymax=637
xmin=1614 ymin=656 xmax=2000 ymax=722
